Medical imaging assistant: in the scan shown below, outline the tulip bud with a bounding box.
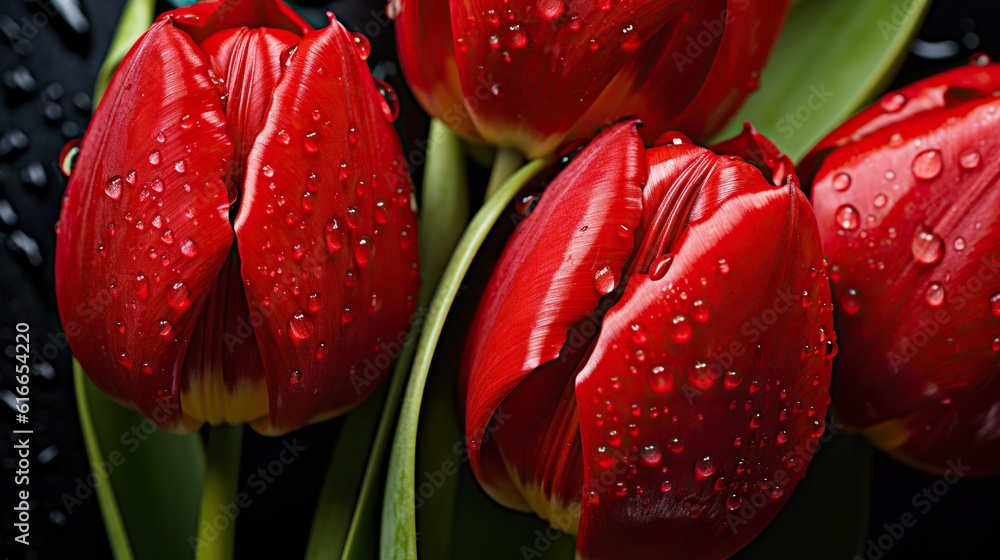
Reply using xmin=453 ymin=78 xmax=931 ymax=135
xmin=55 ymin=0 xmax=420 ymax=435
xmin=804 ymin=58 xmax=1000 ymax=476
xmin=392 ymin=0 xmax=790 ymax=157
xmin=462 ymin=122 xmax=833 ymax=558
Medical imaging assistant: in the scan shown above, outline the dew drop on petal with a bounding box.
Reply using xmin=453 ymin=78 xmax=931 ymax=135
xmin=593 ymin=265 xmax=616 ymax=295
xmin=959 ymin=150 xmax=981 ymax=170
xmin=832 ymin=172 xmax=851 ymax=192
xmin=105 ymin=176 xmax=122 ymax=200
xmin=880 ymin=92 xmax=906 ymax=112
xmin=991 ymin=292 xmax=1000 ymax=317
xmin=180 ymin=238 xmax=199 ymax=258
xmin=288 ymin=312 xmax=314 ymax=341
xmin=694 ymin=456 xmax=716 ymax=478
xmin=911 ymin=226 xmax=944 ymax=265
xmin=925 ymin=282 xmax=945 ymax=307
xmin=912 ymin=149 xmax=943 ymax=180
xmin=324 ymin=217 xmax=343 ymax=254
xmin=835 ymin=204 xmax=859 ymax=230
xmin=648 ymin=366 xmax=673 ymax=394
xmin=168 ymin=282 xmax=191 ymax=311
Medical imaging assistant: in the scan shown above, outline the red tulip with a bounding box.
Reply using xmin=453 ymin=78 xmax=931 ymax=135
xmin=54 ymin=0 xmax=420 ymax=435
xmin=461 ymin=122 xmax=833 ymax=558
xmin=803 ymin=58 xmax=1000 ymax=476
xmin=392 ymin=0 xmax=789 ymax=158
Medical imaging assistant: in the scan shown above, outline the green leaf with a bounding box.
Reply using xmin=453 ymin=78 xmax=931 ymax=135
xmin=381 ymin=156 xmax=555 ymax=559
xmin=75 ymin=361 xmax=205 ymax=560
xmin=94 ymin=0 xmax=155 ymax=104
xmin=717 ymin=0 xmax=930 ymax=160
xmin=734 ymin=431 xmax=872 ymax=559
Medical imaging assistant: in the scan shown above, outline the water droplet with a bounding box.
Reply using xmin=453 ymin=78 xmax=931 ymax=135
xmin=688 ymin=361 xmax=713 ymax=390
xmin=912 ymin=149 xmax=943 ymax=180
xmin=832 ymin=172 xmax=851 ymax=192
xmin=648 ymin=366 xmax=673 ymax=394
xmin=619 ymin=24 xmax=641 ymax=52
xmin=276 ymin=129 xmax=290 ymax=145
xmin=156 ymin=131 xmax=166 ymax=143
xmin=174 ymin=159 xmax=186 ymax=173
xmin=880 ymin=92 xmax=906 ymax=112
xmin=695 ymin=456 xmax=716 ymax=478
xmin=148 ymin=150 xmax=161 ymax=165
xmin=158 ymin=319 xmax=173 ymax=338
xmin=348 ymin=127 xmax=359 ymax=144
xmin=724 ymin=369 xmax=742 ymax=390
xmin=168 ymin=282 xmax=191 ymax=311
xmin=180 ymin=114 xmax=194 ymax=129
xmin=992 ymin=337 xmax=1000 ymax=352
xmin=667 ymin=437 xmax=684 ymax=454
xmin=354 ymin=235 xmax=374 ymax=267
xmin=835 ymin=204 xmax=859 ymax=230
xmin=133 ymin=273 xmax=150 ymax=299
xmin=346 ymin=206 xmax=361 ymax=229
xmin=959 ymin=150 xmax=981 ymax=170
xmin=350 ymin=32 xmax=371 ymax=59
xmin=840 ymin=289 xmax=861 ymax=315
xmin=324 ymin=217 xmax=343 ymax=253
xmin=990 ymin=293 xmax=1000 ymax=317
xmin=315 ymin=342 xmax=329 ymax=361
xmin=726 ymin=493 xmax=742 ymax=510
xmin=374 ymin=79 xmax=400 ymax=121
xmin=508 ymin=25 xmax=528 ymax=48
xmin=289 ymin=369 xmax=302 ymax=385
xmin=102 ymin=175 xmax=123 ymax=199
xmin=873 ymin=193 xmax=888 ymax=208
xmin=180 ymin=238 xmax=199 ymax=258
xmin=303 ymin=132 xmax=320 ymax=154
xmin=593 ymin=265 xmax=616 ymax=295
xmin=925 ymin=282 xmax=945 ymax=307
xmin=716 ymin=258 xmax=730 ymax=275
xmin=911 ymin=226 xmax=944 ymax=265
xmin=537 ymin=0 xmax=564 ymax=20
xmin=262 ymin=164 xmax=274 ymax=177
xmin=800 ymin=290 xmax=812 ymax=308
xmin=288 ymin=312 xmax=314 ymax=341
xmin=970 ymin=52 xmax=992 ymax=66
xmin=669 ymin=315 xmax=692 ymax=343
xmin=691 ymin=299 xmax=709 ymax=322
xmin=640 ymin=444 xmax=662 ymax=466
xmin=952 ymin=237 xmax=966 ymax=251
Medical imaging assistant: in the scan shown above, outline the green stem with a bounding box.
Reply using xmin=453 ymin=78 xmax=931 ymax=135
xmin=484 ymin=147 xmax=525 ymax=200
xmin=195 ymin=425 xmax=243 ymax=560
xmin=381 ymin=155 xmax=555 ymax=560
xmin=304 ymin=119 xmax=471 ymax=560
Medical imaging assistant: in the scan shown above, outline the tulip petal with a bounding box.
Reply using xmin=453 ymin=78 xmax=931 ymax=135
xmin=394 ymin=0 xmax=480 ymax=141
xmin=570 ymin=0 xmax=789 ymax=146
xmin=809 ymin=69 xmax=1000 ymax=432
xmin=800 ymin=62 xmax=1000 ymax=187
xmin=166 ymin=0 xmax=312 ymax=45
xmin=449 ymin=0 xmax=684 ymax=156
xmin=234 ymin=14 xmax=420 ymax=435
xmin=463 ymin=123 xmax=647 ymax=517
xmin=574 ymin=151 xmax=833 ymax=559
xmin=55 ymin=19 xmax=233 ymax=430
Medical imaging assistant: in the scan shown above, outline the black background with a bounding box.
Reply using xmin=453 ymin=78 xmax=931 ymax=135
xmin=1 ymin=0 xmax=999 ymax=558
